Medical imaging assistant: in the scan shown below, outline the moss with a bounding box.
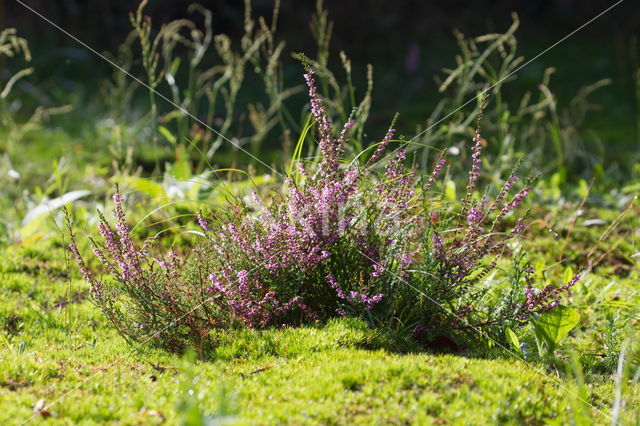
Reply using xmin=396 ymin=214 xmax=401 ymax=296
xmin=0 ymin=235 xmax=638 ymax=425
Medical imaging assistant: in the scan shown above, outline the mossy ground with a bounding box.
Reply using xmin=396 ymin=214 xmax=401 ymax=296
xmin=1 ymin=236 xmax=638 ymax=425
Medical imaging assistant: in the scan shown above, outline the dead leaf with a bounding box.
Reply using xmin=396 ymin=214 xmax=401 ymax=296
xmin=139 ymin=407 xmax=165 ymax=422
xmin=33 ymin=398 xmax=52 ymax=419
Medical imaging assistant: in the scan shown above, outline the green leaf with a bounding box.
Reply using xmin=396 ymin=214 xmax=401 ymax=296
xmin=532 ymin=306 xmax=580 ymax=347
xmin=116 ymin=176 xmax=166 ymax=200
xmin=533 ymin=259 xmax=546 ymax=280
xmin=21 ymin=189 xmax=91 ymax=226
xmin=563 ymin=267 xmax=574 ymax=285
xmin=289 ymin=113 xmax=314 ymax=179
xmin=172 ymin=146 xmax=191 ymax=180
xmin=0 ymin=334 xmax=13 ymax=352
xmin=621 ymin=182 xmax=640 ymax=194
xmin=593 ymin=163 xmax=604 ymax=182
xmin=444 ymin=180 xmax=456 ymax=202
xmin=158 ymin=125 xmax=177 ymax=145
xmin=172 ymin=161 xmax=191 ymax=181
xmin=505 ymin=328 xmax=522 ymax=356
xmin=170 ymin=57 xmax=181 ymax=76
xmin=576 ymin=179 xmax=589 ymax=199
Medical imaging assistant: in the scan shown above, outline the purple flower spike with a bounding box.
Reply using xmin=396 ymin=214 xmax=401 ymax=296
xmin=466 ymin=132 xmax=483 ymax=196
xmin=197 ymin=212 xmax=210 ymax=232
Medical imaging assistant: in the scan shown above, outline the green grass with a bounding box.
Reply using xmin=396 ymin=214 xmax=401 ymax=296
xmin=1 ymin=239 xmax=638 ymax=425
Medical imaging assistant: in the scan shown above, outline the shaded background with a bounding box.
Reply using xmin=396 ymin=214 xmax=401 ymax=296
xmin=6 ymin=1 xmax=640 ymax=53
xmin=4 ymin=0 xmax=640 ymax=163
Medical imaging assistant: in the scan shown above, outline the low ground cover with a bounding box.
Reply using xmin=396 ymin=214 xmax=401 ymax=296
xmin=1 ymin=211 xmax=638 ymax=424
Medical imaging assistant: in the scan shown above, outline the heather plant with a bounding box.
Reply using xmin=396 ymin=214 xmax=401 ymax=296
xmin=66 ymin=192 xmax=215 ymax=353
xmin=373 ymin=135 xmax=581 ymax=347
xmin=69 ymin=64 xmax=581 ymax=354
xmin=188 ymin=69 xmax=417 ymax=327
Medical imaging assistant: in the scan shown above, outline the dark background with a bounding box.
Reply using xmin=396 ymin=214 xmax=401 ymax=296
xmin=4 ymin=0 xmax=640 ymax=155
xmin=5 ymin=1 xmax=639 ymax=53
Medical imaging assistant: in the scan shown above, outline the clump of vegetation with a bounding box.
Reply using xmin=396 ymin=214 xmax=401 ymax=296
xmin=68 ymin=64 xmax=581 ymax=354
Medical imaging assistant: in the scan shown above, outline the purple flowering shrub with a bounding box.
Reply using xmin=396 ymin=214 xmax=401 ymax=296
xmin=67 ymin=194 xmax=221 ymax=351
xmin=188 ymin=69 xmax=421 ymax=327
xmin=69 ymin=67 xmax=579 ymax=352
xmin=400 ymin=133 xmax=580 ymax=344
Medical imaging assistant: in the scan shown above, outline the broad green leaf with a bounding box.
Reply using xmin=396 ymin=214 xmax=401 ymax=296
xmin=563 ymin=267 xmax=574 ymax=285
xmin=173 ymin=146 xmax=191 ymax=180
xmin=505 ymin=328 xmax=522 ymax=356
xmin=20 ymin=190 xmax=91 ymax=241
xmin=444 ymin=179 xmax=456 ymax=202
xmin=576 ymin=179 xmax=589 ymax=199
xmin=117 ymin=176 xmax=166 ymax=200
xmin=532 ymin=306 xmax=579 ymax=346
xmin=172 ymin=160 xmax=192 ymax=181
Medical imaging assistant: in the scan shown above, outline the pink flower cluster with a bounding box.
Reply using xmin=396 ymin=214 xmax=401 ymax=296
xmin=186 ymin=69 xmax=421 ymax=325
xmin=522 ymin=271 xmax=580 ymax=318
xmin=67 ymin=66 xmax=562 ymax=352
